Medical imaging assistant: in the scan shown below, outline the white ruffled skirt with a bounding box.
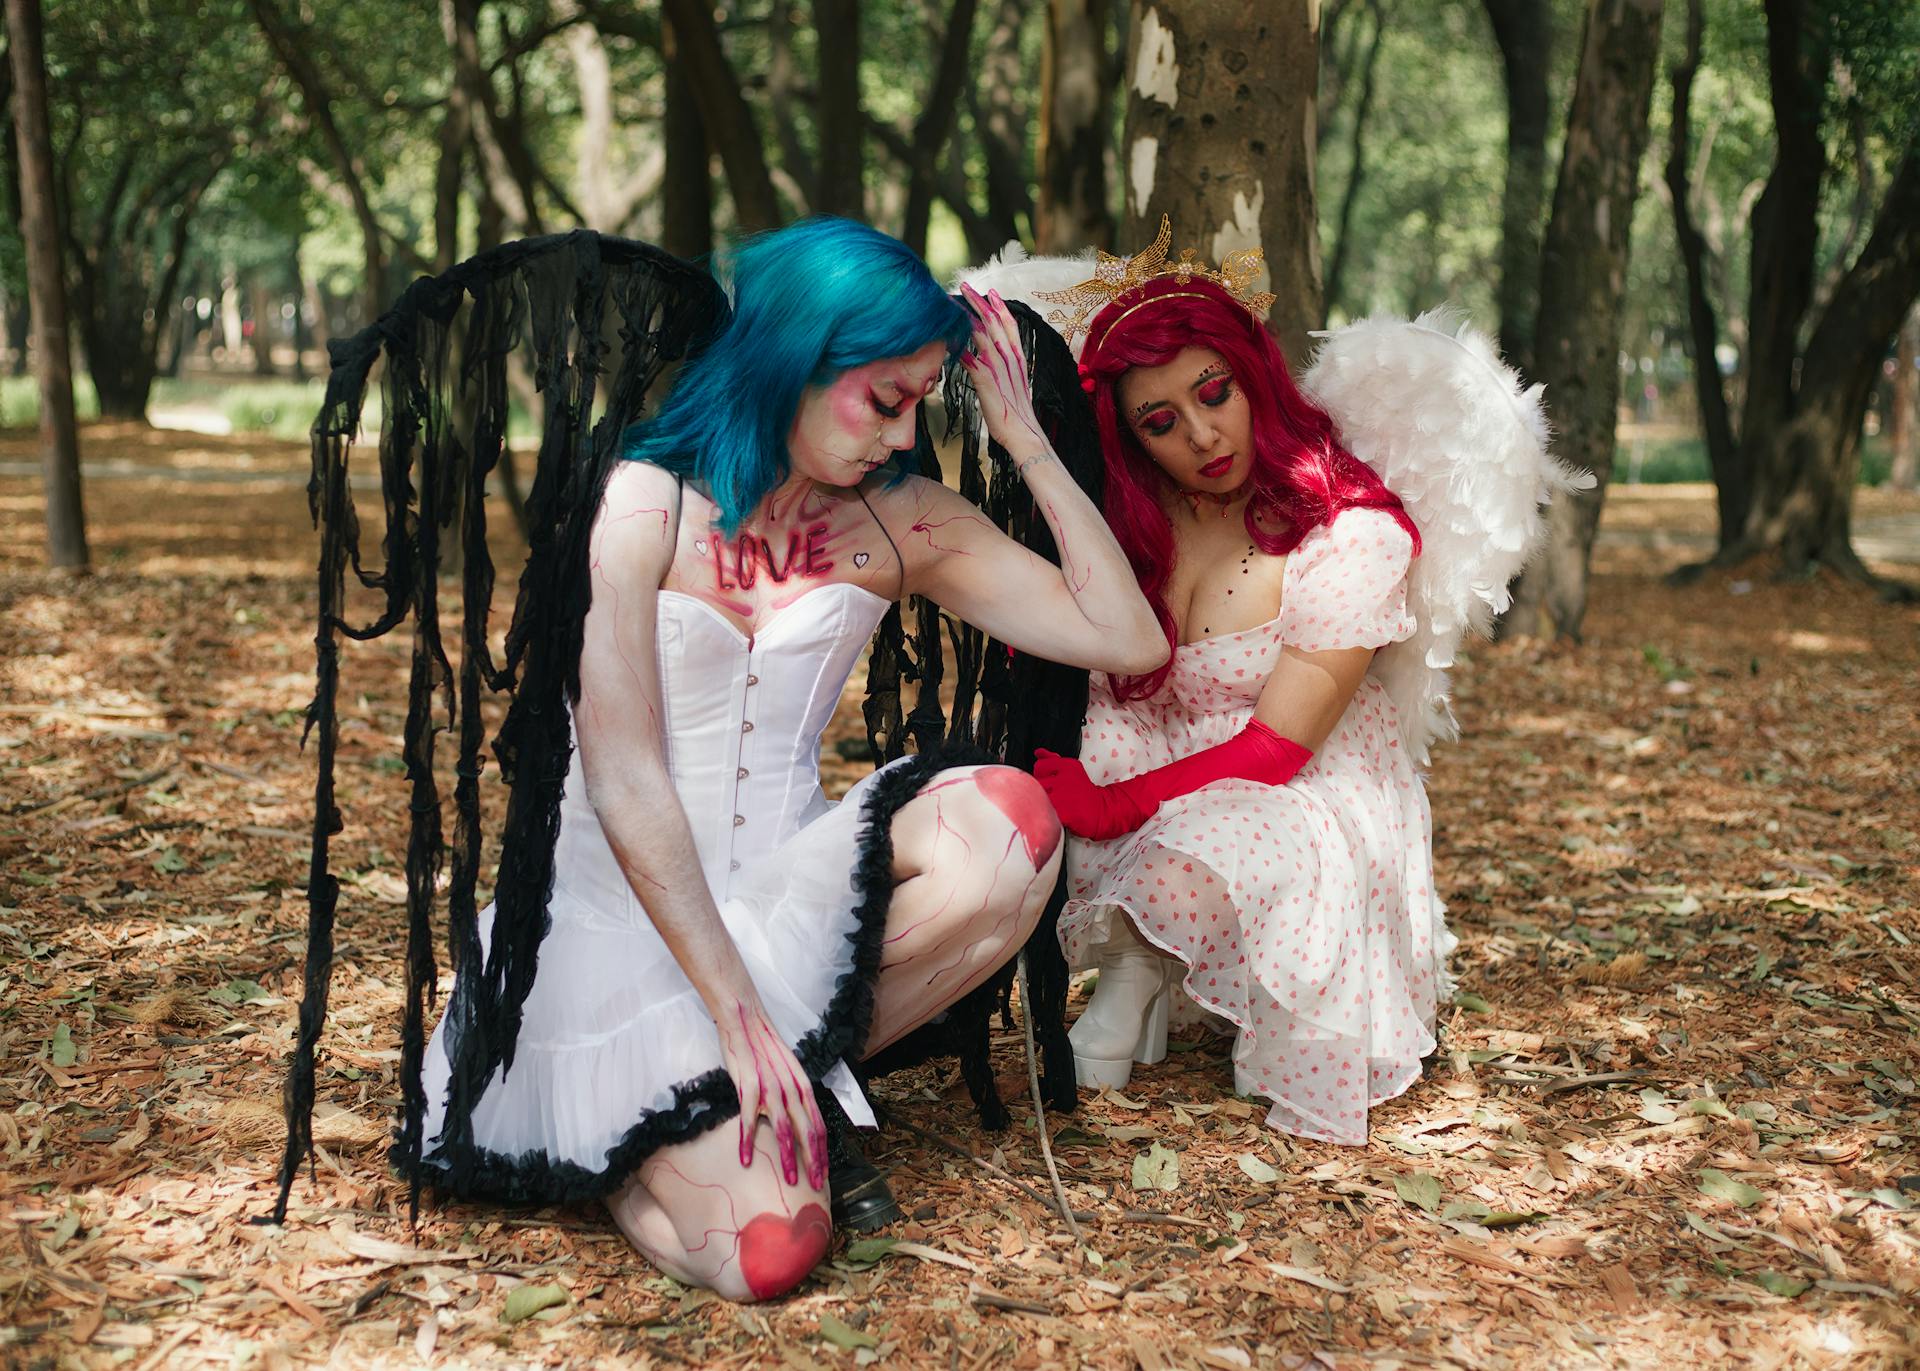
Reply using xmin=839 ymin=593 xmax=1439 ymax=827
xmin=418 ymin=763 xmax=905 ymax=1198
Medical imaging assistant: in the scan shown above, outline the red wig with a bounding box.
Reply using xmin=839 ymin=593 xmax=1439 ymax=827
xmin=1079 ymin=277 xmax=1420 ymax=701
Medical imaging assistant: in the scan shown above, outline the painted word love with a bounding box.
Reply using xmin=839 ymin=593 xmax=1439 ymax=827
xmin=710 ymin=522 xmax=835 ymax=590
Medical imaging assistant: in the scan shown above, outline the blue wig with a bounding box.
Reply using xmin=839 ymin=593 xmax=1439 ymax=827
xmin=624 ymin=218 xmax=972 ymax=530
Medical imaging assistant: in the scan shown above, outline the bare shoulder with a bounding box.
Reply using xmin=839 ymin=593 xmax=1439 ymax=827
xmin=859 ymin=471 xmax=946 ymax=521
xmin=592 ymin=461 xmax=680 ymax=571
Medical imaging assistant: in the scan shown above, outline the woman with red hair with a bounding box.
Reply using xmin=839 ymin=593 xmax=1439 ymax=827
xmin=1008 ymin=243 xmax=1446 ymax=1145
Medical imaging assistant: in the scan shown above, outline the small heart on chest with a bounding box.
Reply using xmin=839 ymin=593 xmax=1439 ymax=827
xmin=693 ymin=538 xmax=709 ymax=555
xmin=853 ymin=551 xmax=870 ymax=569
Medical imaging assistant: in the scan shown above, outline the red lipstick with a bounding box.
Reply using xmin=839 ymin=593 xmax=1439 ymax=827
xmin=1198 ymin=454 xmax=1234 ymax=478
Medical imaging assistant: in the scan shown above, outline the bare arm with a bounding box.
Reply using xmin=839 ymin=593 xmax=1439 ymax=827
xmin=575 ymin=462 xmax=825 ymax=1187
xmin=1250 ymin=644 xmax=1377 ymax=750
xmin=901 ymin=285 xmax=1166 ymax=676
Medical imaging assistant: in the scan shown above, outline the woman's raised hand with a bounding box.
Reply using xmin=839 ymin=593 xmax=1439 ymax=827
xmin=959 ymin=282 xmax=1050 ymax=467
xmin=714 ymin=995 xmax=827 ymax=1191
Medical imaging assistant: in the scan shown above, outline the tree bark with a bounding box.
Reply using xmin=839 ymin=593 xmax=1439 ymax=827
xmin=1665 ymin=0 xmax=1743 ymax=536
xmin=1738 ymin=0 xmax=1827 ymax=478
xmin=1036 ymin=0 xmax=1111 ymax=252
xmin=659 ymin=15 xmax=712 ymax=260
xmin=812 ymin=0 xmax=864 ymax=218
xmin=1482 ymin=0 xmax=1551 ymax=373
xmin=433 ymin=97 xmax=470 ymax=273
xmin=900 ymin=0 xmax=982 ymax=257
xmin=288 ymin=237 xmax=310 ymax=382
xmin=1662 ymin=0 xmax=1920 ymax=583
xmin=1507 ymin=0 xmax=1663 ymax=642
xmin=660 ymin=0 xmax=781 ymax=231
xmin=250 ymin=278 xmax=279 ymax=375
xmin=1892 ymin=306 xmax=1918 ymax=491
xmin=1740 ymin=147 xmax=1920 ymax=574
xmin=1320 ymin=0 xmax=1386 ymax=325
xmin=5 ymin=0 xmax=87 ymax=569
xmin=1121 ymin=0 xmax=1323 ymax=365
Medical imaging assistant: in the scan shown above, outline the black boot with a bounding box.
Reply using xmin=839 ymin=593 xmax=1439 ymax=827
xmin=816 ymin=1089 xmax=901 ymax=1232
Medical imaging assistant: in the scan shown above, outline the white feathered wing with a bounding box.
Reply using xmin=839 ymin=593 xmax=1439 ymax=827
xmin=1301 ymin=311 xmax=1592 ymax=765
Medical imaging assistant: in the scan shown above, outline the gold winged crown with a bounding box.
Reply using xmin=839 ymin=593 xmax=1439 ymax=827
xmin=1036 ymin=216 xmax=1278 ymax=350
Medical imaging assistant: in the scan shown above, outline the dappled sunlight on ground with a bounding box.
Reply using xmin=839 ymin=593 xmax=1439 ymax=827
xmin=1 ymin=450 xmax=1917 ymax=1367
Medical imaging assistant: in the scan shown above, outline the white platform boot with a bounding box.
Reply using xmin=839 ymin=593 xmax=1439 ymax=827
xmin=1069 ymin=918 xmax=1175 ymax=1090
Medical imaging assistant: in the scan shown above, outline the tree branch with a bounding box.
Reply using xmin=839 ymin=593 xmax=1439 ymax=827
xmin=1665 ymin=0 xmax=1742 ymax=540
xmin=901 ymin=0 xmax=982 ymax=254
xmin=660 ymin=0 xmax=780 ymax=230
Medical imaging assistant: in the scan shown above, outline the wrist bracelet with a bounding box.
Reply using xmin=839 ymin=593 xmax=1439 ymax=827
xmin=1014 ymin=450 xmax=1056 ymax=476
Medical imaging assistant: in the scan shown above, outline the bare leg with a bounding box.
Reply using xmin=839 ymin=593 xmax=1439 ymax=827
xmin=606 ymin=1117 xmax=831 ymax=1302
xmin=865 ymin=765 xmax=1064 ymax=1054
xmin=607 ymin=763 xmax=1061 ymax=1296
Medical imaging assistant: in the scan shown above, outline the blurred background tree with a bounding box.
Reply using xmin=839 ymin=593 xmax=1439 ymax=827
xmin=1 ymin=0 xmax=1916 ymax=603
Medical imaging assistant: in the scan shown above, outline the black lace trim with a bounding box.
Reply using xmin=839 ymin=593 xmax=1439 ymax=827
xmin=402 ymin=739 xmax=989 ymax=1206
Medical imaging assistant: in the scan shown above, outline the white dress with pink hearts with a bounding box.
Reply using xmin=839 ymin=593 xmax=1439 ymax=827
xmin=1059 ymin=508 xmax=1452 ymax=1145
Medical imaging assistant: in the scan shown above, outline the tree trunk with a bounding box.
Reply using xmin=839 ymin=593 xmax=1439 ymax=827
xmin=5 ymin=292 xmax=29 ymax=377
xmin=812 ymin=0 xmax=864 ymax=218
xmin=970 ymin=0 xmax=1032 ymax=250
xmin=5 ymin=0 xmax=87 ymax=569
xmin=1736 ymin=0 xmax=1827 ymax=483
xmin=1665 ymin=0 xmax=1743 ymax=537
xmin=660 ymin=0 xmax=780 ymax=231
xmin=660 ymin=15 xmax=712 ymax=260
xmin=1657 ymin=0 xmax=1920 ymax=584
xmin=1507 ymin=0 xmax=1663 ymax=642
xmin=220 ymin=268 xmax=244 ymax=364
xmin=1036 ymin=0 xmax=1111 ymax=252
xmin=1739 ymin=147 xmax=1920 ymax=575
xmin=1121 ymin=0 xmax=1322 ymax=365
xmin=303 ymin=276 xmax=332 ymax=365
xmin=1320 ymin=0 xmax=1387 ymax=325
xmin=1482 ymin=0 xmax=1551 ymax=373
xmin=1892 ymin=306 xmax=1918 ymax=491
xmin=288 ymin=238 xmax=309 ymax=382
xmin=250 ymin=279 xmax=279 ymax=375
xmin=433 ymin=90 xmax=470 ymax=272
xmin=900 ymin=0 xmax=982 ymax=256
xmin=764 ymin=0 xmax=813 ymax=216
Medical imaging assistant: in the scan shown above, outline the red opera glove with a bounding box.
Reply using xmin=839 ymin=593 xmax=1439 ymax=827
xmin=1034 ymin=721 xmax=1313 ymax=841
xmin=1032 ymin=752 xmax=1153 ymax=840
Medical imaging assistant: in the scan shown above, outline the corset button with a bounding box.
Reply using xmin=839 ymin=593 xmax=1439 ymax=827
xmin=733 ymin=814 xmax=746 ymax=827
xmin=741 ymin=720 xmax=755 ymax=733
xmin=737 ymin=767 xmax=749 ymax=779
xmin=746 ymin=674 xmax=759 ymax=686
xmin=730 ymin=860 xmax=741 ymax=872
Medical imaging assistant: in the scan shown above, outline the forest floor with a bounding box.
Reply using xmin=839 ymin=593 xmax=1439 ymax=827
xmin=1 ymin=423 xmax=1917 ymax=1370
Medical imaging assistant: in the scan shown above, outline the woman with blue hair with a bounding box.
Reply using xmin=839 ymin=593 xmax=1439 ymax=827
xmin=416 ymin=218 xmax=1165 ymax=1300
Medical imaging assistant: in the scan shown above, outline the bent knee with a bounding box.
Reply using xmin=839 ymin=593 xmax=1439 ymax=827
xmin=966 ymin=765 xmax=1063 ymax=873
xmin=729 ymin=1201 xmax=832 ymax=1302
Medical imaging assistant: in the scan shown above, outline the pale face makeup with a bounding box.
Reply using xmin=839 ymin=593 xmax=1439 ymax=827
xmin=1117 ymin=346 xmax=1255 ymax=496
xmin=787 ymin=340 xmax=948 ymax=486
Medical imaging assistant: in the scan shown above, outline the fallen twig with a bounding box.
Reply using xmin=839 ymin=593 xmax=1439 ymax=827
xmin=874 ymin=1105 xmax=1063 ymax=1216
xmin=968 ymin=1284 xmax=1054 ymax=1317
xmin=1018 ymin=951 xmax=1081 ymax=1241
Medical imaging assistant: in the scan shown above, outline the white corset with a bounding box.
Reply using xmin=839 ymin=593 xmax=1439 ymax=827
xmin=554 ymin=583 xmax=893 ymax=905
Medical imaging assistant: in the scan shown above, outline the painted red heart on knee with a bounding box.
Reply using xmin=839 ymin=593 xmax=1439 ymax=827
xmin=973 ymin=766 xmax=1063 ymax=869
xmin=738 ymin=1202 xmax=831 ymax=1300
